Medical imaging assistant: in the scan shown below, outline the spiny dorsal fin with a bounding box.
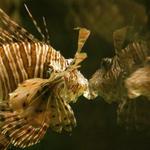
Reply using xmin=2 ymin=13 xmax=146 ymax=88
xmin=113 ymin=26 xmax=139 ymax=54
xmin=24 ymin=4 xmax=46 ymax=42
xmin=68 ymin=28 xmax=90 ymax=69
xmin=42 ymin=16 xmax=50 ymax=44
xmin=75 ymin=27 xmax=90 ymax=53
xmin=0 ymin=27 xmax=23 ymax=45
xmin=113 ymin=26 xmax=128 ymax=52
xmin=0 ymin=8 xmax=38 ymax=43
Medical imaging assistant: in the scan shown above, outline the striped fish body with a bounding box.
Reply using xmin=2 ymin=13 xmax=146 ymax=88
xmin=87 ymin=27 xmax=150 ymax=131
xmin=87 ymin=41 xmax=149 ymax=102
xmin=0 ymin=43 xmax=89 ymax=148
xmin=0 ymin=8 xmax=90 ymax=150
xmin=87 ymin=27 xmax=149 ymax=103
xmin=0 ymin=41 xmax=69 ymax=100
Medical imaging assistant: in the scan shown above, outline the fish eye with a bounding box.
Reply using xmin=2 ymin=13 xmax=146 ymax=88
xmin=46 ymin=66 xmax=53 ymax=78
xmin=100 ymin=58 xmax=112 ymax=70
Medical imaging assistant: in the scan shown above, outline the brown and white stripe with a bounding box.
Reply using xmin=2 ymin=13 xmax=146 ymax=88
xmin=0 ymin=41 xmax=69 ymax=100
xmin=0 ymin=8 xmax=90 ymax=150
xmin=88 ymin=40 xmax=149 ymax=102
xmin=103 ymin=41 xmax=149 ymax=81
xmin=0 ymin=8 xmax=74 ymax=101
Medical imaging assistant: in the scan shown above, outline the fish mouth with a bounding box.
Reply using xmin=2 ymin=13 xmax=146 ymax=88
xmin=83 ymin=84 xmax=98 ymax=100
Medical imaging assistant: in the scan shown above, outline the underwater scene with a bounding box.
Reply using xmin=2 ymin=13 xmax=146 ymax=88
xmin=0 ymin=0 xmax=150 ymax=150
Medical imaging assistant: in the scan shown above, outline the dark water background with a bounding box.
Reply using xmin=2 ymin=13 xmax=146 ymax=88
xmin=1 ymin=0 xmax=150 ymax=149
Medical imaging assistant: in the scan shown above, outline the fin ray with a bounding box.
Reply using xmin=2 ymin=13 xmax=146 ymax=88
xmin=0 ymin=8 xmax=38 ymax=42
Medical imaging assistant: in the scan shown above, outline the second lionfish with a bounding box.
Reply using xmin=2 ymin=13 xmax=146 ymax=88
xmin=0 ymin=7 xmax=90 ymax=150
xmin=86 ymin=26 xmax=150 ymax=130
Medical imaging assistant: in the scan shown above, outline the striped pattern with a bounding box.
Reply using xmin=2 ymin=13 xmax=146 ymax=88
xmin=101 ymin=41 xmax=148 ymax=81
xmin=0 ymin=8 xmax=90 ymax=150
xmin=100 ymin=57 xmax=121 ymax=81
xmin=89 ymin=39 xmax=150 ymax=130
xmin=0 ymin=42 xmax=69 ymax=100
xmin=117 ymin=41 xmax=148 ymax=73
xmin=88 ymin=40 xmax=149 ymax=103
xmin=0 ymin=8 xmax=73 ymax=101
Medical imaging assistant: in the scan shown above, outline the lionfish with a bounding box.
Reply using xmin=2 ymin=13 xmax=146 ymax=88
xmin=0 ymin=6 xmax=90 ymax=150
xmin=85 ymin=26 xmax=150 ymax=130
